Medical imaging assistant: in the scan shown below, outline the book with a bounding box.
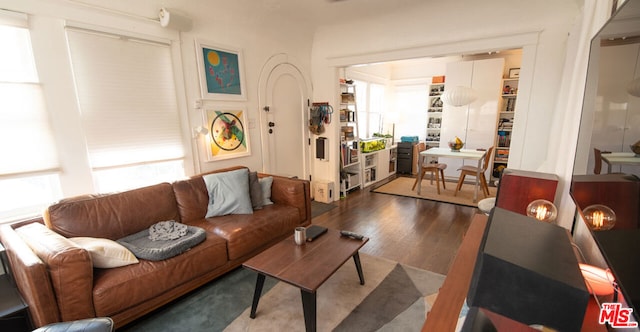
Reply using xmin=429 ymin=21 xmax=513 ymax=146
xmin=305 ymin=225 xmax=328 ymax=242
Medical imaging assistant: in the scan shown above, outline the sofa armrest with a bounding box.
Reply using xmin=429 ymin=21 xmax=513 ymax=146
xmin=0 ymin=221 xmax=60 ymax=328
xmin=14 ymin=223 xmax=96 ymax=322
xmin=268 ymin=175 xmax=311 ymax=225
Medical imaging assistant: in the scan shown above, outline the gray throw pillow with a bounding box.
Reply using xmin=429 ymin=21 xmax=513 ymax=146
xmin=203 ymin=168 xmax=253 ymax=217
xmin=259 ymin=176 xmax=274 ymax=206
xmin=249 ymin=171 xmax=263 ymax=210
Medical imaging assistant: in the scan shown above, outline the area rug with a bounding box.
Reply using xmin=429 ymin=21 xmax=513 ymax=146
xmin=372 ymin=176 xmax=496 ymax=208
xmin=120 ymin=254 xmax=444 ymax=332
xmin=311 ymin=200 xmax=337 ymax=218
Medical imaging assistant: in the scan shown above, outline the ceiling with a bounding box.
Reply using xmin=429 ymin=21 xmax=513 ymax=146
xmin=66 ymin=0 xmax=443 ymax=31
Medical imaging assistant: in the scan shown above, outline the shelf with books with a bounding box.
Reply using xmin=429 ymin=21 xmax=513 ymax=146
xmin=427 ymin=81 xmax=445 ymax=146
xmin=339 ymin=83 xmax=362 ymax=196
xmin=492 ymin=77 xmax=519 ymax=181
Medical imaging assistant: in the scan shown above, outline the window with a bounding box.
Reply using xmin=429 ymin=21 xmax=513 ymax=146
xmin=353 ymin=80 xmax=386 ymax=138
xmin=0 ymin=14 xmax=188 ymax=222
xmin=0 ymin=18 xmax=62 ymax=221
xmin=393 ymin=84 xmax=428 ymax=141
xmin=66 ymin=27 xmax=185 ymax=192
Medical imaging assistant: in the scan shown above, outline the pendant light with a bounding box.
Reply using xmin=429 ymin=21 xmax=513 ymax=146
xmin=627 ymin=77 xmax=640 ymax=97
xmin=440 ymin=86 xmax=477 ymax=107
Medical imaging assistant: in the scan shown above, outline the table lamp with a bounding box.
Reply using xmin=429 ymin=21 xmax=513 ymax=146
xmin=525 ymin=199 xmax=557 ymax=223
xmin=583 ymin=204 xmax=616 ymax=231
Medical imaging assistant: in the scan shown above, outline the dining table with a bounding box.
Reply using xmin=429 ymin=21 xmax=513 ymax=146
xmin=417 ymin=147 xmax=487 ymax=202
xmin=601 ymin=152 xmax=640 ymax=173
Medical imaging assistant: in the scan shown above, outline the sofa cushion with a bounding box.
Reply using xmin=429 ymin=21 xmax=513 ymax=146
xmin=203 ymin=168 xmax=253 ymax=217
xmin=205 ymin=204 xmax=300 ymax=260
xmin=69 ymin=237 xmax=139 ymax=268
xmin=44 ymin=182 xmax=180 ymax=240
xmin=259 ymin=176 xmax=274 ymax=206
xmin=117 ymin=225 xmax=206 ymax=261
xmin=249 ymin=171 xmax=263 ymax=210
xmin=172 ymin=166 xmax=250 ymax=223
xmin=92 ymin=232 xmax=228 ymax=318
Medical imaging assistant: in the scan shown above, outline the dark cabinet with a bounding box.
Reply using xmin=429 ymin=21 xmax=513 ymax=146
xmin=397 ymin=142 xmax=415 ymax=174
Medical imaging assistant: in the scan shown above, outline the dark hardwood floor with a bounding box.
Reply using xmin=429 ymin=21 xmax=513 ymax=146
xmin=312 ymin=176 xmax=480 ymax=275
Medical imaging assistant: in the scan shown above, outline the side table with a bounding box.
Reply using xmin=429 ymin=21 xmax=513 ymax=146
xmin=0 ymin=242 xmax=32 ymax=332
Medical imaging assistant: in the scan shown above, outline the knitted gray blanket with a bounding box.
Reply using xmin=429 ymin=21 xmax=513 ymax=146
xmin=148 ymin=220 xmax=187 ymax=241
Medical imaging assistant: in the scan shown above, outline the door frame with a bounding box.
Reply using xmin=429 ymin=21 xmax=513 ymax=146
xmin=258 ymin=53 xmax=312 ymax=180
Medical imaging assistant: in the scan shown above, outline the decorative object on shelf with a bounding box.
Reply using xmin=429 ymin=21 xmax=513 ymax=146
xmin=583 ymin=204 xmax=617 ymax=231
xmin=204 ymin=108 xmax=250 ymax=161
xmin=525 ymin=199 xmax=558 ymax=223
xmin=372 ymin=133 xmax=393 ymax=147
xmin=579 ymin=263 xmax=615 ymax=296
xmin=196 ymin=40 xmax=246 ymax=100
xmin=627 ymin=77 xmax=640 ymax=97
xmin=508 ymin=67 xmax=520 ymax=78
xmin=447 ymin=136 xmax=464 ymax=152
xmin=360 ymin=138 xmax=386 ymax=153
xmin=440 ymin=86 xmax=477 ymax=107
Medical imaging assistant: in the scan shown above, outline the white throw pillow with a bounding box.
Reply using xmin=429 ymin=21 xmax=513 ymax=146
xmin=69 ymin=237 xmax=139 ymax=268
xmin=203 ymin=168 xmax=254 ymax=217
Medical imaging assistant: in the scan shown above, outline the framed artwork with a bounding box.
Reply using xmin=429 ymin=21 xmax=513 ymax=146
xmin=509 ymin=68 xmax=520 ymax=78
xmin=196 ymin=40 xmax=246 ymax=100
xmin=204 ymin=108 xmax=250 ymax=161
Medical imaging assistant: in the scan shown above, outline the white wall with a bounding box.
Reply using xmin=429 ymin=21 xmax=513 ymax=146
xmin=310 ymin=0 xmax=588 ymax=226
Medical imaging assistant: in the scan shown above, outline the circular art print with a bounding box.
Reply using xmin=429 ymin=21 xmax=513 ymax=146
xmin=205 ymin=110 xmax=249 ymax=160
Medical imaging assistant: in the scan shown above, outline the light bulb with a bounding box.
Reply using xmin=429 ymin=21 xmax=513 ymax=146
xmin=526 ymin=199 xmax=558 ymax=223
xmin=583 ymin=204 xmax=616 ymax=231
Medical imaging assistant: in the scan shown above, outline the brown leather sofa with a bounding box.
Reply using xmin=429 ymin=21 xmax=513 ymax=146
xmin=0 ymin=166 xmax=311 ymax=329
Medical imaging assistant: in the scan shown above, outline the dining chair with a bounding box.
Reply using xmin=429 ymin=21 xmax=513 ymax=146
xmin=412 ymin=143 xmax=448 ymax=194
xmin=453 ymin=147 xmax=494 ymax=198
xmin=593 ymin=148 xmax=611 ymax=174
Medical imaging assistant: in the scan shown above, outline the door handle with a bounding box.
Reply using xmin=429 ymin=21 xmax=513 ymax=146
xmin=268 ymin=122 xmax=275 ymax=127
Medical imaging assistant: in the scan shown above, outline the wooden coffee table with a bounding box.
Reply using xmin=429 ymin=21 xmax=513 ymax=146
xmin=242 ymin=228 xmax=369 ymax=332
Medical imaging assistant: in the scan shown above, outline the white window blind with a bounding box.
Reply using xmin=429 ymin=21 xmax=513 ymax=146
xmin=0 ymin=19 xmax=62 ymax=222
xmin=66 ymin=28 xmax=184 ymax=169
xmin=0 ymin=25 xmax=59 ymax=176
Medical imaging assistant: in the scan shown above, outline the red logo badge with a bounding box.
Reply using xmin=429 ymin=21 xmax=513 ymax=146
xmin=599 ymin=303 xmax=638 ymax=328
